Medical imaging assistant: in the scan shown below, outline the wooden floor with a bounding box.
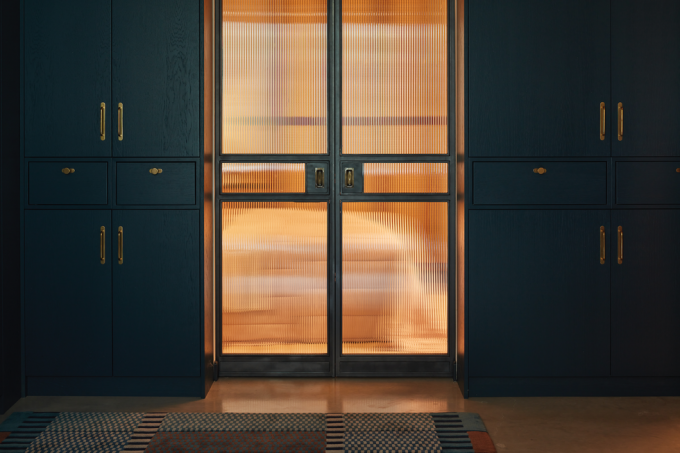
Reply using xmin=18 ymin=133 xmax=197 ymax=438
xmin=2 ymin=378 xmax=679 ymax=452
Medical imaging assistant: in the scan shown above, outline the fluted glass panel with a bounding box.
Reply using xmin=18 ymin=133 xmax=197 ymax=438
xmin=222 ymin=202 xmax=327 ymax=354
xmin=221 ymin=163 xmax=306 ymax=193
xmin=364 ymin=163 xmax=448 ymax=193
xmin=342 ymin=202 xmax=448 ymax=354
xmin=342 ymin=1 xmax=447 ymax=155
xmin=222 ymin=0 xmax=327 ymax=155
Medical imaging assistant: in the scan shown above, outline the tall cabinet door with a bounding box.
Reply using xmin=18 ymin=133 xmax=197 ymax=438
xmin=469 ymin=210 xmax=611 ymax=376
xmin=612 ymin=210 xmax=680 ymax=376
xmin=112 ymin=210 xmax=199 ymax=377
xmin=468 ymin=0 xmax=611 ymax=157
xmin=612 ymin=1 xmax=680 ymax=156
xmin=25 ymin=210 xmax=112 ymax=376
xmin=112 ymin=0 xmax=200 ymax=157
xmin=24 ymin=0 xmax=111 ymax=157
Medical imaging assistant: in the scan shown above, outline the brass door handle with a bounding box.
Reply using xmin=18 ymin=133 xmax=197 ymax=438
xmin=315 ymin=168 xmax=325 ymax=188
xmin=61 ymin=168 xmax=75 ymax=174
xmin=117 ymin=103 xmax=123 ymax=141
xmin=600 ymin=102 xmax=606 ymax=140
xmin=117 ymin=226 xmax=123 ymax=264
xmin=100 ymin=103 xmax=106 ymax=141
xmin=345 ymin=168 xmax=354 ymax=188
xmin=100 ymin=226 xmax=105 ymax=264
xmin=149 ymin=168 xmax=163 ymax=175
xmin=617 ymin=226 xmax=623 ymax=264
xmin=600 ymin=226 xmax=606 ymax=264
xmin=617 ymin=102 xmax=623 ymax=141
xmin=533 ymin=167 xmax=547 ymax=175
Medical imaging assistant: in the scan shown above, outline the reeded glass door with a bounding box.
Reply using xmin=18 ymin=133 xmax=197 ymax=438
xmin=217 ymin=0 xmax=453 ymax=377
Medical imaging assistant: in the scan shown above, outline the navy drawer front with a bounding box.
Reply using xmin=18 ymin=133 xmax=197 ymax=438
xmin=29 ymin=162 xmax=108 ymax=205
xmin=116 ymin=162 xmax=196 ymax=205
xmin=616 ymin=162 xmax=680 ymax=205
xmin=473 ymin=162 xmax=607 ymax=205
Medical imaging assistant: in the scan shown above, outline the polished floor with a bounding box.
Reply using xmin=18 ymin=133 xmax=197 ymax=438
xmin=2 ymin=378 xmax=680 ymax=453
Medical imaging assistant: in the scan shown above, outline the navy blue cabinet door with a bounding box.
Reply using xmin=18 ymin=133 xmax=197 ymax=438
xmin=25 ymin=0 xmax=111 ymax=157
xmin=112 ymin=0 xmax=199 ymax=157
xmin=612 ymin=1 xmax=680 ymax=157
xmin=469 ymin=210 xmax=611 ymax=376
xmin=612 ymin=210 xmax=680 ymax=376
xmin=112 ymin=210 xmax=199 ymax=377
xmin=25 ymin=210 xmax=112 ymax=376
xmin=469 ymin=0 xmax=611 ymax=157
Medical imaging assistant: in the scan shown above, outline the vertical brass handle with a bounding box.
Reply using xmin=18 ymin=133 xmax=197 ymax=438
xmin=617 ymin=102 xmax=623 ymax=141
xmin=117 ymin=226 xmax=123 ymax=264
xmin=315 ymin=168 xmax=325 ymax=188
xmin=600 ymin=226 xmax=606 ymax=264
xmin=100 ymin=103 xmax=106 ymax=141
xmin=599 ymin=102 xmax=606 ymax=141
xmin=617 ymin=226 xmax=623 ymax=264
xmin=345 ymin=168 xmax=354 ymax=188
xmin=117 ymin=103 xmax=123 ymax=141
xmin=100 ymin=226 xmax=106 ymax=264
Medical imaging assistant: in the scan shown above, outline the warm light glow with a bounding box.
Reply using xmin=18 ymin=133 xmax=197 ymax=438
xmin=342 ymin=202 xmax=448 ymax=354
xmin=342 ymin=0 xmax=447 ymax=155
xmin=221 ymin=0 xmax=327 ymax=155
xmin=221 ymin=163 xmax=306 ymax=193
xmin=364 ymin=162 xmax=448 ymax=193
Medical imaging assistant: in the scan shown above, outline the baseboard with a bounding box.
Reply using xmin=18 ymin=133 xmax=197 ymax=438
xmin=468 ymin=377 xmax=680 ymax=397
xmin=26 ymin=377 xmax=204 ymax=397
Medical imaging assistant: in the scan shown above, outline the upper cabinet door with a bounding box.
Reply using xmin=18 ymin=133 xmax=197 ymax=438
xmin=469 ymin=1 xmax=611 ymax=157
xmin=612 ymin=1 xmax=680 ymax=157
xmin=113 ymin=0 xmax=199 ymax=157
xmin=25 ymin=0 xmax=111 ymax=157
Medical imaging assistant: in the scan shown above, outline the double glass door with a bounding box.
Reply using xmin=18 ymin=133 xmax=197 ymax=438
xmin=217 ymin=0 xmax=453 ymax=376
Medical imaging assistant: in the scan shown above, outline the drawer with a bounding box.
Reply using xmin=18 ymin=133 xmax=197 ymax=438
xmin=616 ymin=162 xmax=680 ymax=205
xmin=116 ymin=162 xmax=196 ymax=205
xmin=29 ymin=162 xmax=108 ymax=205
xmin=473 ymin=162 xmax=607 ymax=205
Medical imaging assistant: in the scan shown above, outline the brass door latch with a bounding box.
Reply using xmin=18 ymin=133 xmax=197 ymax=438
xmin=315 ymin=168 xmax=325 ymax=188
xmin=345 ymin=168 xmax=355 ymax=188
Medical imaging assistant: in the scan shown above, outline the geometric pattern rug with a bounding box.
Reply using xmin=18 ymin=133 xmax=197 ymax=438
xmin=0 ymin=412 xmax=496 ymax=452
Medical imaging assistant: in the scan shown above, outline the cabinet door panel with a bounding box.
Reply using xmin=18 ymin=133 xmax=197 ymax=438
xmin=113 ymin=0 xmax=199 ymax=157
xmin=469 ymin=0 xmax=610 ymax=157
xmin=25 ymin=0 xmax=111 ymax=157
xmin=612 ymin=211 xmax=680 ymax=376
xmin=612 ymin=1 xmax=680 ymax=156
xmin=113 ymin=210 xmax=199 ymax=376
xmin=25 ymin=211 xmax=112 ymax=376
xmin=469 ymin=210 xmax=610 ymax=376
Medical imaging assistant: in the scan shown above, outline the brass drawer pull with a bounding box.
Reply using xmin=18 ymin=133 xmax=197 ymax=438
xmin=100 ymin=102 xmax=106 ymax=140
xmin=617 ymin=226 xmax=623 ymax=264
xmin=600 ymin=226 xmax=606 ymax=264
xmin=617 ymin=102 xmax=623 ymax=141
xmin=149 ymin=168 xmax=163 ymax=175
xmin=533 ymin=167 xmax=547 ymax=175
xmin=600 ymin=102 xmax=606 ymax=140
xmin=676 ymin=168 xmax=679 ymax=173
xmin=100 ymin=226 xmax=105 ymax=264
xmin=345 ymin=168 xmax=354 ymax=188
xmin=118 ymin=103 xmax=123 ymax=141
xmin=61 ymin=168 xmax=75 ymax=175
xmin=118 ymin=226 xmax=123 ymax=265
xmin=315 ymin=168 xmax=325 ymax=188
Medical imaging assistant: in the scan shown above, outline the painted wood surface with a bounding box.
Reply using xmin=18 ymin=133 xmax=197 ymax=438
xmin=616 ymin=161 xmax=680 ymax=205
xmin=116 ymin=162 xmax=196 ymax=205
xmin=29 ymin=162 xmax=108 ymax=205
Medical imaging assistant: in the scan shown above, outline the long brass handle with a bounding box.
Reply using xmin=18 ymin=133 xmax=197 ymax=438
xmin=617 ymin=102 xmax=623 ymax=141
xmin=600 ymin=226 xmax=606 ymax=264
xmin=117 ymin=226 xmax=123 ymax=264
xmin=100 ymin=103 xmax=106 ymax=141
xmin=315 ymin=168 xmax=325 ymax=188
xmin=117 ymin=103 xmax=123 ymax=141
xmin=100 ymin=226 xmax=106 ymax=264
xmin=599 ymin=102 xmax=606 ymax=141
xmin=617 ymin=226 xmax=623 ymax=264
xmin=345 ymin=168 xmax=354 ymax=188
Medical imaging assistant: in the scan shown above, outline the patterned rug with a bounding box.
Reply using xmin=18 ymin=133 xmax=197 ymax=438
xmin=0 ymin=411 xmax=496 ymax=452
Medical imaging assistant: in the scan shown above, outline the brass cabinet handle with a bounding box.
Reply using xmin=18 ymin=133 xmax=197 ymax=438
xmin=600 ymin=226 xmax=606 ymax=264
xmin=100 ymin=103 xmax=106 ymax=141
xmin=345 ymin=168 xmax=354 ymax=188
xmin=617 ymin=102 xmax=623 ymax=141
xmin=61 ymin=168 xmax=75 ymax=174
xmin=149 ymin=168 xmax=163 ymax=175
xmin=117 ymin=226 xmax=123 ymax=264
xmin=533 ymin=167 xmax=547 ymax=175
xmin=117 ymin=103 xmax=123 ymax=141
xmin=100 ymin=226 xmax=106 ymax=264
xmin=617 ymin=226 xmax=623 ymax=264
xmin=315 ymin=168 xmax=325 ymax=188
xmin=599 ymin=102 xmax=606 ymax=140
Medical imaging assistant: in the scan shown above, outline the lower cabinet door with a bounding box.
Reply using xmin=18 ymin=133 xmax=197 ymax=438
xmin=112 ymin=210 xmax=199 ymax=377
xmin=612 ymin=210 xmax=680 ymax=376
xmin=469 ymin=210 xmax=611 ymax=377
xmin=25 ymin=210 xmax=112 ymax=376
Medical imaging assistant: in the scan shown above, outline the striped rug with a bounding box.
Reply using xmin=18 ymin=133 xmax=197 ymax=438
xmin=0 ymin=411 xmax=495 ymax=452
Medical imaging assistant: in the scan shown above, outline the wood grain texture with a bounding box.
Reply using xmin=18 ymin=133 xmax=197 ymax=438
xmin=113 ymin=0 xmax=199 ymax=157
xmin=116 ymin=162 xmax=196 ymax=205
xmin=28 ymin=162 xmax=108 ymax=205
xmin=469 ymin=0 xmax=610 ymax=157
xmin=616 ymin=162 xmax=680 ymax=205
xmin=113 ymin=210 xmax=199 ymax=377
xmin=469 ymin=210 xmax=610 ymax=377
xmin=24 ymin=0 xmax=111 ymax=157
xmin=24 ymin=210 xmax=113 ymax=377
xmin=611 ymin=210 xmax=680 ymax=376
xmin=612 ymin=0 xmax=680 ymax=157
xmin=473 ymin=161 xmax=607 ymax=205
